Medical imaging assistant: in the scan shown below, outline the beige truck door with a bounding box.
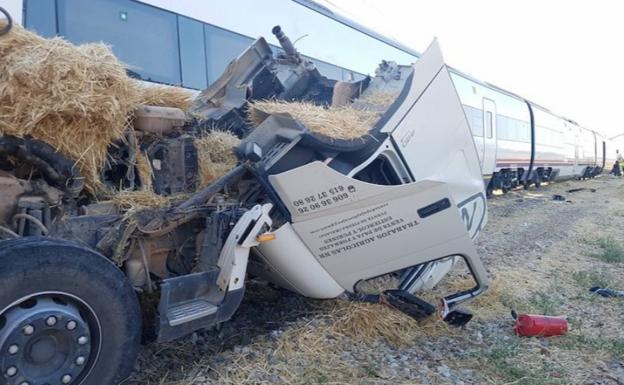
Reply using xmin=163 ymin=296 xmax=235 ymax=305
xmin=269 ymin=162 xmax=488 ymax=296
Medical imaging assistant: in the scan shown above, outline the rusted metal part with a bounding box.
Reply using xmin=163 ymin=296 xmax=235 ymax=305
xmin=0 ymin=136 xmax=84 ymax=195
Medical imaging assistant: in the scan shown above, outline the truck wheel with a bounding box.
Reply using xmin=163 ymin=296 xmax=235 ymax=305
xmin=0 ymin=238 xmax=141 ymax=385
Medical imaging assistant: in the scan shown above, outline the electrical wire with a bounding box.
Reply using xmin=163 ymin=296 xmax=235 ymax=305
xmin=0 ymin=6 xmax=13 ymax=37
xmin=0 ymin=225 xmax=19 ymax=238
xmin=12 ymin=213 xmax=49 ymax=236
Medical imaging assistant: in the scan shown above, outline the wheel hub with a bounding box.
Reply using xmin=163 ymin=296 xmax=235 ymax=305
xmin=0 ymin=294 xmax=98 ymax=385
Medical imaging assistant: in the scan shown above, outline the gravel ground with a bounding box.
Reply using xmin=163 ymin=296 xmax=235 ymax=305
xmin=128 ymin=177 xmax=624 ymax=385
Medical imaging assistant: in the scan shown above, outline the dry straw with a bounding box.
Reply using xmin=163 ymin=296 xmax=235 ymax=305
xmin=0 ymin=23 xmax=142 ymax=191
xmin=135 ymin=83 xmax=195 ymax=111
xmin=111 ymin=190 xmax=172 ymax=212
xmin=194 ymin=130 xmax=240 ymax=188
xmin=203 ymin=299 xmax=454 ymax=385
xmin=357 ymin=90 xmax=400 ymax=108
xmin=248 ymin=100 xmax=379 ymax=140
xmin=0 ymin=24 xmax=197 ymax=192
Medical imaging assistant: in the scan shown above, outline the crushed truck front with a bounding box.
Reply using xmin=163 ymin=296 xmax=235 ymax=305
xmin=0 ymin=21 xmax=488 ymax=385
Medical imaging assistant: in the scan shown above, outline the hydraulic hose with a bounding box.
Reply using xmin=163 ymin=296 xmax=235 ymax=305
xmin=0 ymin=6 xmax=13 ymax=37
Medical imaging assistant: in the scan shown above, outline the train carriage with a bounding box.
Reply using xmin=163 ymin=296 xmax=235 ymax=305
xmin=4 ymin=0 xmax=620 ymax=191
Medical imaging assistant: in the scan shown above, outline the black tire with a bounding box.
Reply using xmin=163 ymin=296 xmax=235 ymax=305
xmin=0 ymin=237 xmax=141 ymax=385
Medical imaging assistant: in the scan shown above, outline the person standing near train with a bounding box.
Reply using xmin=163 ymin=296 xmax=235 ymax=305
xmin=612 ymin=150 xmax=623 ymax=176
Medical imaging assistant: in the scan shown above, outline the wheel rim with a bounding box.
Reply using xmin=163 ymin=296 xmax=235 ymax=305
xmin=0 ymin=292 xmax=102 ymax=385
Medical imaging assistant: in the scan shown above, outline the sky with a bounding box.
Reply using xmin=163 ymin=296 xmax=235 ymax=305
xmin=318 ymin=0 xmax=624 ymax=137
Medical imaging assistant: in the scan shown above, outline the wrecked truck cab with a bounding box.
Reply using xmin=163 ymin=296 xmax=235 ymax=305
xmin=0 ymin=21 xmax=487 ymax=385
xmin=237 ymin=40 xmax=488 ymax=305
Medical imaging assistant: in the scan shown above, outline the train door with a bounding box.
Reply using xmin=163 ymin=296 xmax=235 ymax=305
xmin=482 ymin=98 xmax=497 ymax=175
xmin=573 ymin=127 xmax=581 ymax=174
xmin=592 ymin=132 xmax=600 ymax=166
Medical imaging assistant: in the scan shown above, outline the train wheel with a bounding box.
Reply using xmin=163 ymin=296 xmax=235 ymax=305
xmin=0 ymin=238 xmax=141 ymax=385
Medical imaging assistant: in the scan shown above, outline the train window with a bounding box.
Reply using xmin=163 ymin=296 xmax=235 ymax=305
xmin=57 ymin=0 xmax=181 ymax=85
xmin=309 ymin=58 xmax=344 ymax=80
xmin=204 ymin=24 xmax=253 ymax=84
xmin=497 ymin=115 xmax=530 ymax=142
xmin=463 ymin=106 xmax=483 ymax=136
xmin=486 ymin=111 xmax=493 ymax=138
xmin=178 ymin=16 xmax=208 ymax=90
xmin=24 ymin=0 xmax=57 ymax=37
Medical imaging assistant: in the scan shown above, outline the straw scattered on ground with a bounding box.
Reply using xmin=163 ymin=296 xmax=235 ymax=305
xmin=194 ymin=130 xmax=240 ymax=188
xmin=130 ymin=177 xmax=624 ymax=385
xmin=0 ymin=23 xmax=142 ymax=190
xmin=188 ymin=299 xmax=454 ymax=385
xmin=248 ymin=100 xmax=379 ymax=140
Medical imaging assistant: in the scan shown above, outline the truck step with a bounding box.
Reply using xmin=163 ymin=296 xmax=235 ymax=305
xmin=157 ymin=270 xmax=245 ymax=342
xmin=167 ymin=300 xmax=218 ymax=326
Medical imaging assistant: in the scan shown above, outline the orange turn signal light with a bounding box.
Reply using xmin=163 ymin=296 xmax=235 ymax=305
xmin=256 ymin=233 xmax=276 ymax=243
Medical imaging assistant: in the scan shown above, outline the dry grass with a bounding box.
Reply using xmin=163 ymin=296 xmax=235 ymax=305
xmin=248 ymin=100 xmax=379 ymax=140
xmin=194 ymin=130 xmax=240 ymax=188
xmin=111 ymin=190 xmax=171 ymax=212
xmin=328 ymin=301 xmax=422 ymax=346
xmin=209 ymin=300 xmax=451 ymax=385
xmin=135 ymin=83 xmax=195 ymax=111
xmin=0 ymin=23 xmax=141 ymax=191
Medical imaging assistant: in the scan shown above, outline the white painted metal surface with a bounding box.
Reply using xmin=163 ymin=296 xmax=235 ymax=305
xmin=217 ymin=204 xmax=273 ymax=291
xmin=382 ymin=40 xmax=486 ymax=233
xmin=263 ymin=41 xmax=488 ymax=294
xmin=256 ymin=223 xmax=345 ymax=298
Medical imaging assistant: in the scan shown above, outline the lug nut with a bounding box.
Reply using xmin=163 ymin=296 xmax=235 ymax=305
xmin=23 ymin=325 xmax=34 ymax=335
xmin=75 ymin=356 xmax=86 ymax=365
xmin=61 ymin=374 xmax=72 ymax=384
xmin=66 ymin=321 xmax=77 ymax=331
xmin=8 ymin=344 xmax=19 ymax=355
xmin=45 ymin=316 xmax=57 ymax=326
xmin=6 ymin=366 xmax=17 ymax=377
xmin=77 ymin=336 xmax=88 ymax=345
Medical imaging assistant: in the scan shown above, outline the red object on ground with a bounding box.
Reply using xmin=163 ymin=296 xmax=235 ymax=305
xmin=513 ymin=313 xmax=568 ymax=337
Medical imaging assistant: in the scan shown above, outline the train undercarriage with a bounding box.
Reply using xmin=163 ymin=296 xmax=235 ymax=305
xmin=486 ymin=164 xmax=603 ymax=196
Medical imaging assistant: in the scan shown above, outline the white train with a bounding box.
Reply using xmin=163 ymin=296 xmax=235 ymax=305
xmin=451 ymin=70 xmax=616 ymax=194
xmin=7 ymin=0 xmax=619 ymax=192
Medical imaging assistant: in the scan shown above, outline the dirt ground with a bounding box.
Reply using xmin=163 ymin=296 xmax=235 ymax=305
xmin=128 ymin=176 xmax=624 ymax=385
